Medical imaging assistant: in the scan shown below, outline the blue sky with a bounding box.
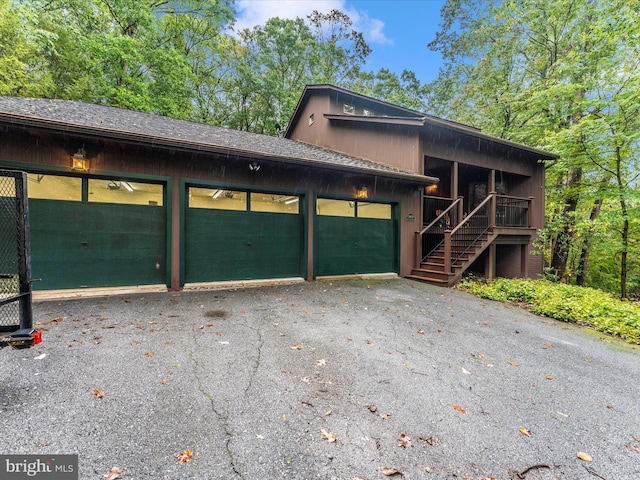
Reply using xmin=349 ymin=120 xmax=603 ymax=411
xmin=233 ymin=0 xmax=447 ymax=84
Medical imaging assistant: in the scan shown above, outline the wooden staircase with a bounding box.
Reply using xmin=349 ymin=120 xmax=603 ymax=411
xmin=409 ymin=194 xmax=498 ymax=287
xmin=408 ymin=228 xmax=496 ymax=287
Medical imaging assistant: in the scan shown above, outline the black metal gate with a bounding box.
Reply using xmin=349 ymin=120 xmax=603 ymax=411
xmin=0 ymin=170 xmax=33 ymax=334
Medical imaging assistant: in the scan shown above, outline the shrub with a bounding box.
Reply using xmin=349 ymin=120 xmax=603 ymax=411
xmin=458 ymin=278 xmax=640 ymax=345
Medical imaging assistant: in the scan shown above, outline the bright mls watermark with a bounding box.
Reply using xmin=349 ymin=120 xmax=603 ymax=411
xmin=0 ymin=455 xmax=78 ymax=479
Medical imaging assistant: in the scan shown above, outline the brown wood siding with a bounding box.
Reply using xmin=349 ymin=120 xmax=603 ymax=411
xmin=420 ymin=127 xmax=535 ymax=177
xmin=0 ymin=126 xmax=422 ymax=285
xmin=288 ymin=93 xmax=421 ymax=174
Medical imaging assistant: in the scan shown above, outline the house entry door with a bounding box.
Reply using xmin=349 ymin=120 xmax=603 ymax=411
xmin=468 ymin=182 xmax=488 ymax=210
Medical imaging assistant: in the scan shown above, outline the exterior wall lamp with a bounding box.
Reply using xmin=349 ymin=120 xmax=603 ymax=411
xmin=249 ymin=161 xmax=260 ymax=172
xmin=425 ymin=184 xmax=438 ymax=195
xmin=356 ymin=185 xmax=368 ymax=199
xmin=71 ymin=148 xmax=88 ymax=170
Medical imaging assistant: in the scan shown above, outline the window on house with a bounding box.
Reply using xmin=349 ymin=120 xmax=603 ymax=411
xmin=357 ymin=202 xmax=392 ymax=219
xmin=188 ymin=187 xmax=247 ymax=210
xmin=250 ymin=193 xmax=299 ymax=214
xmin=363 ymin=109 xmax=375 ymax=117
xmin=308 ymin=113 xmax=315 ymax=125
xmin=27 ymin=174 xmax=82 ymax=201
xmin=316 ymin=198 xmax=355 ymax=217
xmin=343 ymin=103 xmax=355 ymax=115
xmin=88 ymin=179 xmax=164 ymax=206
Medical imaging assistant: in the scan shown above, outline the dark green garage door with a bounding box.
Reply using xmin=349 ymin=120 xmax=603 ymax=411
xmin=27 ymin=175 xmax=167 ymax=290
xmin=314 ymin=198 xmax=397 ymax=276
xmin=184 ymin=187 xmax=304 ymax=283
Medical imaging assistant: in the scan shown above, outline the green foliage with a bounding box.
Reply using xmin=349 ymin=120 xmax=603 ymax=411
xmin=1 ymin=1 xmax=429 ymax=135
xmin=459 ymin=278 xmax=640 ymax=344
xmin=428 ymin=0 xmax=640 ymax=297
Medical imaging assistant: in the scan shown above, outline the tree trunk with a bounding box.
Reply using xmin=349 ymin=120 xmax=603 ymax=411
xmin=576 ymin=197 xmax=603 ymax=286
xmin=576 ymin=175 xmax=611 ymax=286
xmin=616 ymin=147 xmax=628 ymax=299
xmin=551 ymin=167 xmax=582 ymax=280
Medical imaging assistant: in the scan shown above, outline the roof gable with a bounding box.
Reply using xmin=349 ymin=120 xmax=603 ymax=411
xmin=0 ymin=96 xmax=437 ymax=184
xmin=285 ymin=84 xmax=558 ymax=161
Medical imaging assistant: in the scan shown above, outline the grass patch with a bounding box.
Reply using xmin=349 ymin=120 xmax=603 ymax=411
xmin=458 ymin=278 xmax=640 ymax=345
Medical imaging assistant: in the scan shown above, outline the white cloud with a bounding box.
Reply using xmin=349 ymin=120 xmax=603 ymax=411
xmin=233 ymin=0 xmax=392 ymax=45
xmin=359 ymin=16 xmax=393 ymax=45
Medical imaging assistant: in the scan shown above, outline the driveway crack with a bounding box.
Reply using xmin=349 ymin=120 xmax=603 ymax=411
xmin=191 ymin=329 xmax=245 ymax=479
xmin=242 ymin=323 xmax=264 ymax=396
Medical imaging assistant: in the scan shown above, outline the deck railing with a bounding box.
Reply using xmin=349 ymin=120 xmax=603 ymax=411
xmin=496 ymin=195 xmax=533 ymax=227
xmin=445 ymin=194 xmax=493 ymax=274
xmin=414 ymin=197 xmax=462 ymax=269
xmin=416 ymin=194 xmax=533 ymax=271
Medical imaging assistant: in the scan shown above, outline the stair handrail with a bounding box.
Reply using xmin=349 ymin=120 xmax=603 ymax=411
xmin=444 ymin=193 xmax=495 ymax=274
xmin=414 ymin=197 xmax=462 ymax=269
xmin=449 ymin=192 xmax=494 ymax=237
xmin=417 ymin=197 xmax=462 ymax=237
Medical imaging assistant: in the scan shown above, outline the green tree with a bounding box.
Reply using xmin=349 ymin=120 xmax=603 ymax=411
xmin=3 ymin=0 xmax=233 ymax=117
xmin=427 ymin=0 xmax=640 ymax=297
xmin=0 ymin=0 xmax=55 ymax=96
xmin=228 ymin=10 xmax=374 ymax=135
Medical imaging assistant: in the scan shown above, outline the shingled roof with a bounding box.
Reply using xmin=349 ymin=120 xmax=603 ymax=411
xmin=0 ymin=97 xmax=437 ymax=184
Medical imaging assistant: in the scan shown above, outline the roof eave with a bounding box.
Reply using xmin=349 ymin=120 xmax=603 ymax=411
xmin=324 ymin=114 xmax=426 ymax=127
xmin=0 ymin=112 xmax=437 ymax=185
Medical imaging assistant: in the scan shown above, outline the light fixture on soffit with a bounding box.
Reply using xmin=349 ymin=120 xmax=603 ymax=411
xmin=71 ymin=147 xmax=88 ymax=170
xmin=356 ymin=185 xmax=368 ymax=199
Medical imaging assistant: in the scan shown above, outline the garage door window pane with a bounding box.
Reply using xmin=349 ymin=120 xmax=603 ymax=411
xmin=250 ymin=193 xmax=299 ymax=214
xmin=88 ymin=179 xmax=164 ymax=206
xmin=316 ymin=198 xmax=355 ymax=217
xmin=357 ymin=202 xmax=392 ymax=219
xmin=189 ymin=187 xmax=247 ymax=211
xmin=27 ymin=174 xmax=81 ymax=201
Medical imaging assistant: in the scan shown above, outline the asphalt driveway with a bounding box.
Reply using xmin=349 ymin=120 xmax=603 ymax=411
xmin=1 ymin=279 xmax=639 ymax=480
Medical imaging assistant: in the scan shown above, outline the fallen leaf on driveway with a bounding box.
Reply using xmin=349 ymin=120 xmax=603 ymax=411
xmin=398 ymin=433 xmax=411 ymax=448
xmin=519 ymin=428 xmax=532 ymax=437
xmin=421 ymin=436 xmax=438 ymax=446
xmin=103 ymin=466 xmax=122 ymax=479
xmin=417 ymin=329 xmax=424 ymax=335
xmin=93 ymin=389 xmax=105 ymax=399
xmin=145 ymin=351 xmax=154 ymax=357
xmin=633 ymin=435 xmax=640 ymax=442
xmin=546 ymin=375 xmax=553 ymax=380
xmin=321 ymin=429 xmax=337 ymax=442
xmin=453 ymin=404 xmax=467 ymax=414
xmin=577 ymin=451 xmax=593 ymax=462
xmin=627 ymin=444 xmax=640 ymax=454
xmin=507 ymin=360 xmax=519 ymax=367
xmin=367 ymin=405 xmax=378 ymax=413
xmin=291 ymin=342 xmax=304 ymax=350
xmin=177 ymin=449 xmax=193 ymax=463
xmin=382 ymin=467 xmax=402 ymax=476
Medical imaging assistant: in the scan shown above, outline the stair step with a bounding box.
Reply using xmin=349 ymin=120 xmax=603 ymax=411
xmin=420 ymin=262 xmax=463 ymax=272
xmin=406 ymin=274 xmax=450 ymax=286
xmin=410 ymin=269 xmax=452 ymax=282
